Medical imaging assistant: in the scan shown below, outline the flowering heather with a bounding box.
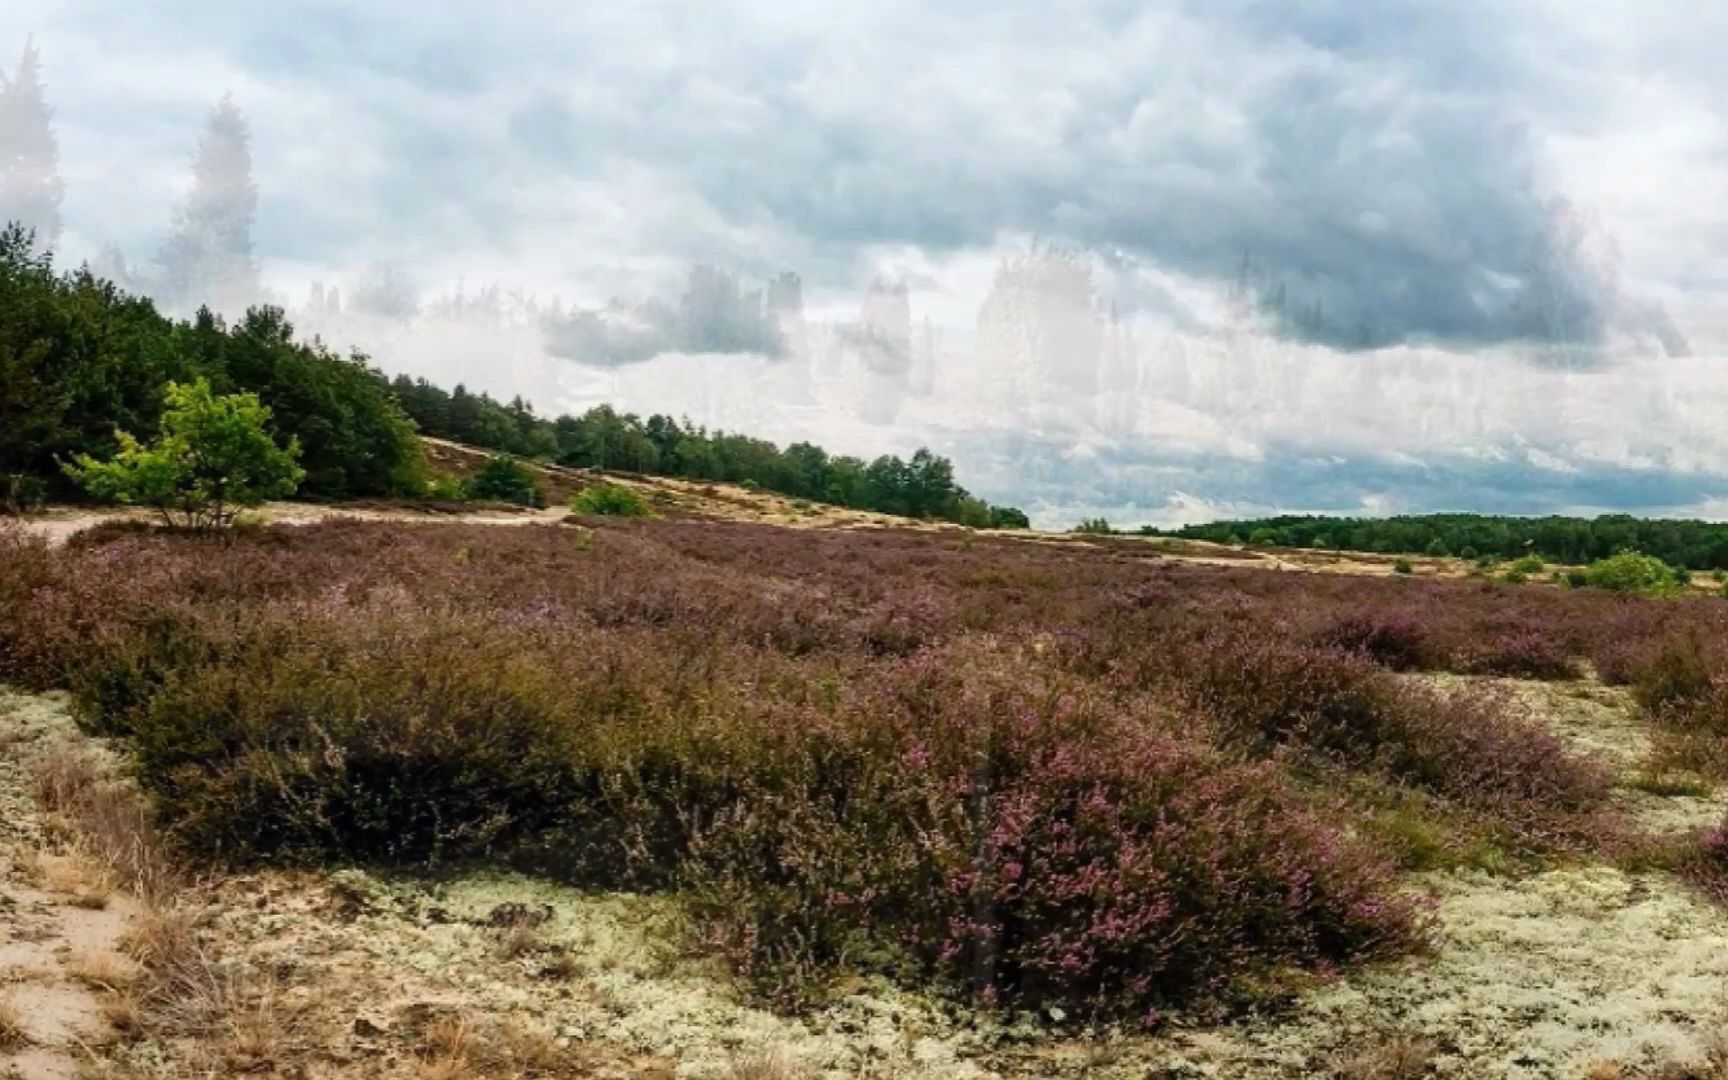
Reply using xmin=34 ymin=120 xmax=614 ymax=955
xmin=0 ymin=518 xmax=1681 ymax=1017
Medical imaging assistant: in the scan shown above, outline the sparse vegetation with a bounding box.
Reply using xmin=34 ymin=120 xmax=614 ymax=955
xmin=0 ymin=994 xmax=27 ymax=1049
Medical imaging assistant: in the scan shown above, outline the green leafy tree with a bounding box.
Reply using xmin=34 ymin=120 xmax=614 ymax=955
xmin=63 ymin=378 xmax=302 ymax=528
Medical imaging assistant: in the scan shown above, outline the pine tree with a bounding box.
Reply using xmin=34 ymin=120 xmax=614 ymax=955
xmin=157 ymin=95 xmax=259 ymax=314
xmin=0 ymin=37 xmax=64 ymax=248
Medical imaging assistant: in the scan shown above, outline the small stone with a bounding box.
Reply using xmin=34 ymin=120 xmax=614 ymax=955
xmin=352 ymin=1016 xmax=386 ymax=1037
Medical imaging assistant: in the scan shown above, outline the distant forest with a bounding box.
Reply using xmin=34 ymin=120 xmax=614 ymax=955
xmin=1158 ymin=514 xmax=1728 ymax=571
xmin=0 ymin=225 xmax=1027 ymax=528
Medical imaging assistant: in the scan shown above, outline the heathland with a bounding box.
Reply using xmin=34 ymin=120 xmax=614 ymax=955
xmin=4 ymin=509 xmax=1728 ymax=1077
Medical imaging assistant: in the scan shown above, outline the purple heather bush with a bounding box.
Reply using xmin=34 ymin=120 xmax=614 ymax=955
xmin=0 ymin=517 xmax=1684 ymax=1017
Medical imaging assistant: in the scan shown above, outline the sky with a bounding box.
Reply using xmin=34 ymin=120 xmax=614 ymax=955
xmin=4 ymin=1 xmax=1728 ymax=527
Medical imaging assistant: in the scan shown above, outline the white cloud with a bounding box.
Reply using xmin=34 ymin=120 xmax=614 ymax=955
xmin=4 ymin=1 xmax=1728 ymax=523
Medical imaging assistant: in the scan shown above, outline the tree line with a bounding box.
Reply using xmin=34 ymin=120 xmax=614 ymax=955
xmin=1155 ymin=513 xmax=1728 ymax=571
xmin=0 ymin=224 xmax=1026 ymax=528
xmin=389 ymin=377 xmax=1028 ymax=527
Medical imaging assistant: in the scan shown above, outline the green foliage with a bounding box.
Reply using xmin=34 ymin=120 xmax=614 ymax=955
xmin=1581 ymin=551 xmax=1684 ymax=596
xmin=0 ymin=224 xmax=424 ymax=500
xmin=1166 ymin=512 xmax=1728 ymax=573
xmin=1 ymin=224 xmax=1023 ymax=526
xmin=2 ymin=473 xmax=45 ymax=514
xmin=1392 ymin=558 xmax=1414 ymax=575
xmin=394 ymin=384 xmax=1029 ymax=529
xmin=1073 ymin=517 xmax=1114 ymax=535
xmin=463 ymin=456 xmax=544 ymax=507
xmin=1500 ymin=556 xmax=1541 ymax=584
xmin=569 ymin=481 xmax=648 ymax=517
xmin=425 ymin=475 xmax=466 ymax=502
xmin=62 ymin=378 xmax=303 ymax=528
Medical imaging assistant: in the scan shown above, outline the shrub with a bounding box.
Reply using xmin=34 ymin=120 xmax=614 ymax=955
xmin=2 ymin=473 xmax=46 ymax=515
xmin=1173 ymin=633 xmax=1607 ymax=826
xmin=1686 ymin=819 xmax=1728 ymax=906
xmin=1582 ymin=551 xmax=1682 ymax=596
xmin=1391 ymin=558 xmax=1414 ymax=575
xmin=1073 ymin=518 xmax=1113 ymax=535
xmin=0 ymin=525 xmax=53 ymax=676
xmin=1634 ymin=632 xmax=1714 ymax=714
xmin=426 ymin=475 xmax=467 ymax=502
xmin=685 ymin=645 xmax=1425 ymax=1017
xmin=570 ymin=481 xmax=648 ymax=518
xmin=122 ymin=613 xmax=589 ymax=861
xmin=464 ymin=457 xmax=544 ymax=507
xmin=1459 ymin=622 xmax=1576 ymax=680
xmin=1315 ymin=609 xmax=1431 ymax=671
xmin=1501 ymin=556 xmax=1543 ymax=585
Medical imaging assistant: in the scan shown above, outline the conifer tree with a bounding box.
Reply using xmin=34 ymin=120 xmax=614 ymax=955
xmin=0 ymin=37 xmax=64 ymax=248
xmin=157 ymin=95 xmax=259 ymax=313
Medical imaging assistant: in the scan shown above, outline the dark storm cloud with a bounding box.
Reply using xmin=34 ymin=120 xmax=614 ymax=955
xmin=0 ymin=0 xmax=1712 ymax=350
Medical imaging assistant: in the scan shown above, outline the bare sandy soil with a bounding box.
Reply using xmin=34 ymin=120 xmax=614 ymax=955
xmin=3 ymin=668 xmax=1726 ymax=1079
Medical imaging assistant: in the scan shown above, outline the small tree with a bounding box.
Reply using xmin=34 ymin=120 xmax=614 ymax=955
xmin=464 ymin=456 xmax=545 ymax=507
xmin=569 ymin=481 xmax=647 ymax=517
xmin=63 ymin=379 xmax=302 ymax=529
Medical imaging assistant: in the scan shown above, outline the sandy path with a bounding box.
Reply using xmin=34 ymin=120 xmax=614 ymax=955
xmin=10 ymin=503 xmax=571 ymax=547
xmin=0 ymin=690 xmax=137 ymax=1080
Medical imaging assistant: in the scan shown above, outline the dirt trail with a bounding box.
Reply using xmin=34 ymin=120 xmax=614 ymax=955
xmin=0 ymin=690 xmax=134 ymax=1080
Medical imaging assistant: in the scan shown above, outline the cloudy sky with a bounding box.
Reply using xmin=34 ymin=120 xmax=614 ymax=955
xmin=5 ymin=1 xmax=1728 ymax=525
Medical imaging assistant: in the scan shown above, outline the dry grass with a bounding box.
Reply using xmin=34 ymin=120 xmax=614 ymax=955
xmin=30 ymin=743 xmax=180 ymax=903
xmin=725 ymin=1049 xmax=816 ymax=1080
xmin=34 ymin=849 xmax=115 ymax=909
xmin=32 ymin=739 xmax=104 ymax=814
xmin=67 ymin=948 xmax=142 ymax=992
xmin=0 ymin=992 xmax=29 ymax=1050
xmin=1648 ymin=1031 xmax=1728 ymax=1079
xmin=490 ymin=1021 xmax=568 ymax=1075
xmin=492 ymin=916 xmax=545 ymax=961
xmin=100 ymin=990 xmax=146 ymax=1040
xmin=1334 ymin=1031 xmax=1437 ymax=1079
xmin=118 ymin=903 xmax=200 ymax=973
xmin=413 ymin=1014 xmax=476 ymax=1080
xmin=217 ymin=990 xmax=286 ymax=1073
